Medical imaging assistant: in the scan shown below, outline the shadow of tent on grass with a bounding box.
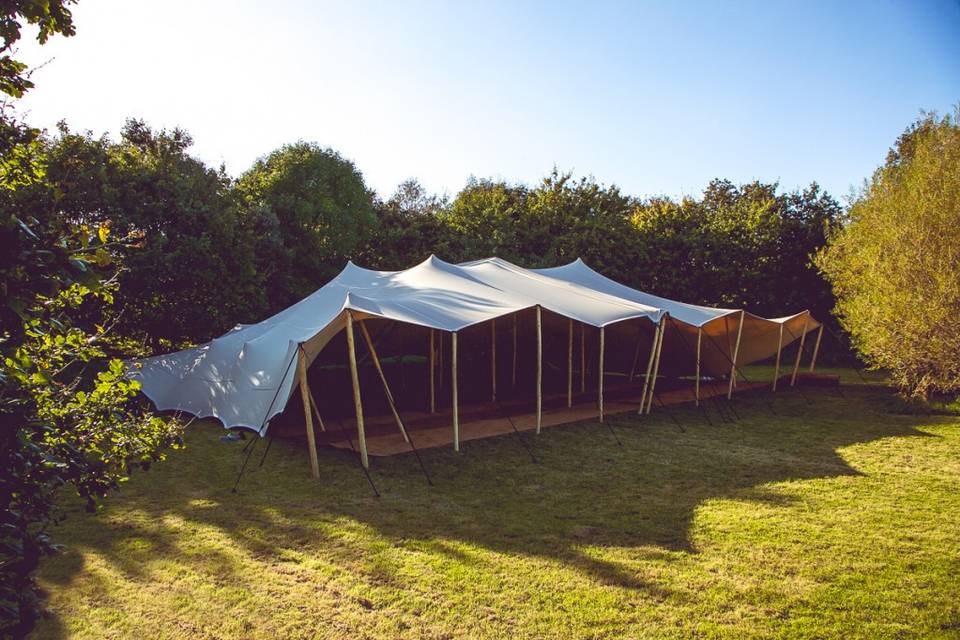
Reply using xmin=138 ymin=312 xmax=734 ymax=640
xmin=36 ymin=386 xmax=947 ymax=636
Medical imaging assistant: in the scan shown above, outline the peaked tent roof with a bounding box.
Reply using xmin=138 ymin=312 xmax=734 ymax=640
xmin=130 ymin=256 xmax=664 ymax=434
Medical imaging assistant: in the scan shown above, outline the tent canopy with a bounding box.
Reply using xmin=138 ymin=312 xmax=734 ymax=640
xmin=130 ymin=255 xmax=819 ymax=434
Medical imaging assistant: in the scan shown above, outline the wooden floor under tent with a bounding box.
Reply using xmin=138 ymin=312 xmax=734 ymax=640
xmin=266 ymin=373 xmax=838 ymax=457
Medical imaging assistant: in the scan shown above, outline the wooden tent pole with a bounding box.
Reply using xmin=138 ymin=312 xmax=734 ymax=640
xmin=567 ymin=318 xmax=573 ymax=407
xmin=809 ymin=325 xmax=824 ymax=373
xmin=645 ymin=317 xmax=666 ymax=414
xmin=491 ymin=319 xmax=497 ymax=402
xmin=727 ymin=311 xmax=744 ymax=399
xmin=344 ymin=312 xmax=369 ymax=469
xmin=297 ymin=345 xmax=320 ymax=479
xmin=695 ymin=327 xmax=702 ymax=407
xmin=358 ymin=320 xmax=410 ymax=443
xmin=429 ymin=329 xmax=436 ymax=413
xmin=512 ymin=313 xmax=518 ymax=388
xmin=452 ymin=331 xmax=459 ymax=451
xmin=598 ymin=326 xmax=605 ymax=422
xmin=638 ymin=320 xmax=660 ymax=414
xmin=306 ymin=387 xmax=326 ymax=431
xmin=772 ymin=323 xmax=784 ymax=392
xmin=790 ymin=314 xmax=810 ymax=386
xmin=536 ymin=306 xmax=542 ymax=434
xmin=580 ymin=324 xmax=586 ymax=393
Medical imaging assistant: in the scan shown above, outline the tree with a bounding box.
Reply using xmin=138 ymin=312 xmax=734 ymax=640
xmin=235 ymin=142 xmax=377 ymax=310
xmin=816 ymin=109 xmax=960 ymax=398
xmin=0 ymin=0 xmax=76 ymax=97
xmin=15 ymin=120 xmax=266 ymax=348
xmin=0 ymin=112 xmax=183 ymax=636
xmin=361 ymin=179 xmax=447 ymax=269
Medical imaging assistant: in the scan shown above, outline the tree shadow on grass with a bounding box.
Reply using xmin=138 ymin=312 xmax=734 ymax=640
xmin=35 ymin=386 xmax=951 ymax=637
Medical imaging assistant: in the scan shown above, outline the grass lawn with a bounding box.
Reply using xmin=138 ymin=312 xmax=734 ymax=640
xmin=33 ymin=381 xmax=960 ymax=639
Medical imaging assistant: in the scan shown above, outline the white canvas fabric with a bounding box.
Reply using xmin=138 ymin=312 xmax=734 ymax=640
xmin=130 ymin=256 xmax=665 ymax=433
xmin=533 ymin=259 xmax=821 ymax=375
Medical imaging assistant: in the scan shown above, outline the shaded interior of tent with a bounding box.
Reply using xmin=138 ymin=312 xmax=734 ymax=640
xmin=265 ymin=307 xmax=820 ymax=457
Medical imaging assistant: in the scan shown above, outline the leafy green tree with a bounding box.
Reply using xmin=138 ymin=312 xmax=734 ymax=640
xmin=0 ymin=112 xmax=183 ymax=636
xmin=235 ymin=142 xmax=377 ymax=309
xmin=17 ymin=120 xmax=266 ymax=348
xmin=0 ymin=0 xmax=75 ymax=97
xmin=816 ymin=110 xmax=960 ymax=397
xmin=361 ymin=179 xmax=447 ymax=269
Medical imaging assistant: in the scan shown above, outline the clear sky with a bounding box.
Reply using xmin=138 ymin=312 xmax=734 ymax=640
xmin=14 ymin=0 xmax=960 ymax=203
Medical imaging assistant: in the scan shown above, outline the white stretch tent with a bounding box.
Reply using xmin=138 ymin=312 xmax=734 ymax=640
xmin=130 ymin=256 xmax=664 ymax=436
xmin=534 ymin=258 xmax=821 ymax=380
xmin=130 ymin=255 xmax=822 ymax=467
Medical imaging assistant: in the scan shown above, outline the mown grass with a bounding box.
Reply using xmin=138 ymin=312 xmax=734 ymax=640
xmin=33 ymin=381 xmax=960 ymax=639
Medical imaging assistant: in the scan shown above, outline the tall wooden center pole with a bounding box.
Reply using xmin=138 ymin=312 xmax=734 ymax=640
xmin=297 ymin=345 xmax=320 ymax=479
xmin=580 ymin=324 xmax=586 ymax=393
xmin=695 ymin=327 xmax=703 ymax=407
xmin=598 ymin=326 xmax=605 ymax=422
xmin=727 ymin=311 xmax=744 ymax=399
xmin=638 ymin=320 xmax=660 ymax=415
xmin=345 ymin=312 xmax=369 ymax=468
xmin=429 ymin=329 xmax=436 ymax=413
xmin=567 ymin=318 xmax=573 ymax=407
xmin=536 ymin=306 xmax=542 ymax=434
xmin=512 ymin=314 xmax=518 ymax=388
xmin=452 ymin=331 xmax=459 ymax=451
xmin=646 ymin=317 xmax=666 ymax=414
xmin=491 ymin=319 xmax=497 ymax=402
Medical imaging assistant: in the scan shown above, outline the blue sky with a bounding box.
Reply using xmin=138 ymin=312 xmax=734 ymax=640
xmin=15 ymin=0 xmax=960 ymax=203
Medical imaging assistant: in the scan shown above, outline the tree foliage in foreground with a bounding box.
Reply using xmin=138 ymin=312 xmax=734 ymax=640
xmin=816 ymin=110 xmax=960 ymax=398
xmin=0 ymin=113 xmax=183 ymax=637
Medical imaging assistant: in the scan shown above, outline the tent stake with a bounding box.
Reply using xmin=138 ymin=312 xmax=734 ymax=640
xmin=345 ymin=312 xmax=369 ymax=468
xmin=491 ymin=319 xmax=497 ymax=402
xmin=452 ymin=331 xmax=459 ymax=451
xmin=809 ymin=325 xmax=824 ymax=373
xmin=727 ymin=311 xmax=744 ymax=399
xmin=567 ymin=318 xmax=573 ymax=408
xmin=297 ymin=345 xmax=321 ymax=478
xmin=429 ymin=329 xmax=436 ymax=413
xmin=536 ymin=306 xmax=542 ymax=434
xmin=790 ymin=314 xmax=810 ymax=386
xmin=772 ymin=324 xmax=784 ymax=392
xmin=638 ymin=319 xmax=661 ymax=415
xmin=646 ymin=316 xmax=667 ymax=414
xmin=598 ymin=326 xmax=605 ymax=422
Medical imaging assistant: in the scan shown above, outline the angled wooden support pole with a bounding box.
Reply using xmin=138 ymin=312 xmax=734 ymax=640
xmin=727 ymin=311 xmax=744 ymax=399
xmin=638 ymin=320 xmax=660 ymax=415
xmin=772 ymin=323 xmax=784 ymax=392
xmin=567 ymin=318 xmax=573 ymax=408
xmin=809 ymin=324 xmax=824 ymax=373
xmin=695 ymin=327 xmax=703 ymax=407
xmin=629 ymin=323 xmax=644 ymax=382
xmin=646 ymin=317 xmax=667 ymax=415
xmin=344 ymin=312 xmax=369 ymax=469
xmin=598 ymin=326 xmax=605 ymax=422
xmin=297 ymin=345 xmax=320 ymax=479
xmin=452 ymin=331 xmax=459 ymax=451
xmin=536 ymin=306 xmax=543 ymax=434
xmin=306 ymin=387 xmax=326 ymax=431
xmin=790 ymin=314 xmax=810 ymax=386
xmin=358 ymin=320 xmax=410 ymax=443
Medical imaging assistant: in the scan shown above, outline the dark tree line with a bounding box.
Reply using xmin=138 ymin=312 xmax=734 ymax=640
xmin=18 ymin=124 xmax=841 ymax=353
